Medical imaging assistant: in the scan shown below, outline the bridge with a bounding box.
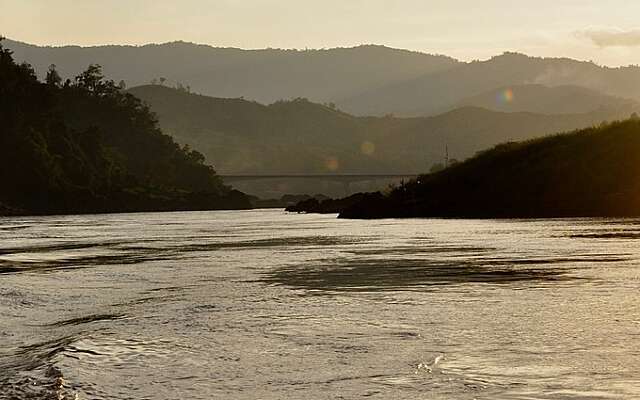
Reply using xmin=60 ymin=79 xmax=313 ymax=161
xmin=219 ymin=174 xmax=421 ymax=198
xmin=219 ymin=174 xmax=419 ymax=183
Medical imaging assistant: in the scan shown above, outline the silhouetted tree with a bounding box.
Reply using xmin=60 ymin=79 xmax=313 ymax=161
xmin=75 ymin=64 xmax=107 ymax=93
xmin=46 ymin=64 xmax=62 ymax=86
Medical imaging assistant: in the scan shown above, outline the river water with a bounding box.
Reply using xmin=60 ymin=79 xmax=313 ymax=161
xmin=1 ymin=210 xmax=639 ymax=399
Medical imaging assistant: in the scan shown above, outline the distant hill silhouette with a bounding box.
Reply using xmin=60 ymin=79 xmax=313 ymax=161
xmin=338 ymin=52 xmax=640 ymax=116
xmin=4 ymin=39 xmax=458 ymax=107
xmin=453 ymin=84 xmax=638 ymax=115
xmin=334 ymin=119 xmax=640 ymax=219
xmin=7 ymin=40 xmax=640 ymax=117
xmin=0 ymin=41 xmax=250 ymax=216
xmin=129 ymin=85 xmax=637 ymax=176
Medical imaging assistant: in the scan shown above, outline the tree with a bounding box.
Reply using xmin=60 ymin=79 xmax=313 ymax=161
xmin=75 ymin=64 xmax=104 ymax=92
xmin=46 ymin=64 xmax=62 ymax=87
xmin=159 ymin=77 xmax=167 ymax=86
xmin=324 ymin=102 xmax=337 ymax=110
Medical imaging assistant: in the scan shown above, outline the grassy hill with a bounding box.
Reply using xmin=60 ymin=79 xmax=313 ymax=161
xmin=336 ymin=119 xmax=640 ymax=219
xmin=129 ymin=85 xmax=637 ymax=175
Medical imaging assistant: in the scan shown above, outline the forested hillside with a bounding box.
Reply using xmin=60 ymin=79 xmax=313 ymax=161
xmin=129 ymin=85 xmax=637 ymax=175
xmin=0 ymin=42 xmax=250 ymax=215
xmin=335 ymin=119 xmax=640 ymax=219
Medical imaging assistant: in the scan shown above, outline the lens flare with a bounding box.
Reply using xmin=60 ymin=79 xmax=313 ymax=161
xmin=499 ymin=88 xmax=514 ymax=103
xmin=360 ymin=141 xmax=375 ymax=156
xmin=325 ymin=157 xmax=339 ymax=171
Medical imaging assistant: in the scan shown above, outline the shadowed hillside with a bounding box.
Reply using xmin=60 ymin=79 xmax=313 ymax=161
xmin=334 ymin=119 xmax=640 ymax=219
xmin=129 ymin=85 xmax=637 ymax=176
xmin=0 ymin=42 xmax=250 ymax=216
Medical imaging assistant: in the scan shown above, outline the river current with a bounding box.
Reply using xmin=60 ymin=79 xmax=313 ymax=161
xmin=1 ymin=210 xmax=639 ymax=399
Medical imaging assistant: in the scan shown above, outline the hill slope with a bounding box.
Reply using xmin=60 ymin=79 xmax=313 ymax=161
xmin=337 ymin=119 xmax=640 ymax=219
xmin=129 ymin=85 xmax=638 ymax=175
xmin=0 ymin=42 xmax=250 ymax=216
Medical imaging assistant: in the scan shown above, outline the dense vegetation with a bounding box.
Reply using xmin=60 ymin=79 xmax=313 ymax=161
xmin=285 ymin=193 xmax=370 ymax=214
xmin=0 ymin=41 xmax=250 ymax=216
xmin=7 ymin=39 xmax=640 ymax=117
xmin=332 ymin=119 xmax=640 ymax=219
xmin=129 ymin=85 xmax=635 ymax=175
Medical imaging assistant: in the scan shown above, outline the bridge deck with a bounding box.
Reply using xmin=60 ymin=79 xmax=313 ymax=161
xmin=220 ymin=174 xmax=419 ymax=181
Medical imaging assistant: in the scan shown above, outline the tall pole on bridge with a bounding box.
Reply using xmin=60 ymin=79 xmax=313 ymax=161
xmin=445 ymin=144 xmax=449 ymax=168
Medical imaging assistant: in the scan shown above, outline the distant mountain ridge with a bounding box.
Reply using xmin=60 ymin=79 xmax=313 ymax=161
xmin=6 ymin=39 xmax=640 ymax=117
xmin=339 ymin=52 xmax=640 ymax=116
xmin=128 ymin=85 xmax=638 ymax=176
xmin=4 ymin=38 xmax=458 ymax=108
xmin=453 ymin=84 xmax=637 ymax=115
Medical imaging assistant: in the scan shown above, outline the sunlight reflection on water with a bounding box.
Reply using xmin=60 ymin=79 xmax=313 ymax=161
xmin=1 ymin=210 xmax=639 ymax=399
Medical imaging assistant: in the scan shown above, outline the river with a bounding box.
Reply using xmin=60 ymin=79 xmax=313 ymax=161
xmin=1 ymin=210 xmax=639 ymax=399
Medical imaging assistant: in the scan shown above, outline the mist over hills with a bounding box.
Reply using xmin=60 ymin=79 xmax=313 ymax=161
xmin=6 ymin=39 xmax=640 ymax=117
xmin=340 ymin=52 xmax=640 ymax=116
xmin=129 ymin=85 xmax=637 ymax=176
xmin=454 ymin=84 xmax=637 ymax=115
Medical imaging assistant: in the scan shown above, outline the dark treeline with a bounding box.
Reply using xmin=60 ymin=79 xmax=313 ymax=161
xmin=290 ymin=119 xmax=640 ymax=219
xmin=0 ymin=40 xmax=251 ymax=216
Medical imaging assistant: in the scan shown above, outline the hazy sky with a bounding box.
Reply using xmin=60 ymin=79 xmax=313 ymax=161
xmin=3 ymin=0 xmax=640 ymax=66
